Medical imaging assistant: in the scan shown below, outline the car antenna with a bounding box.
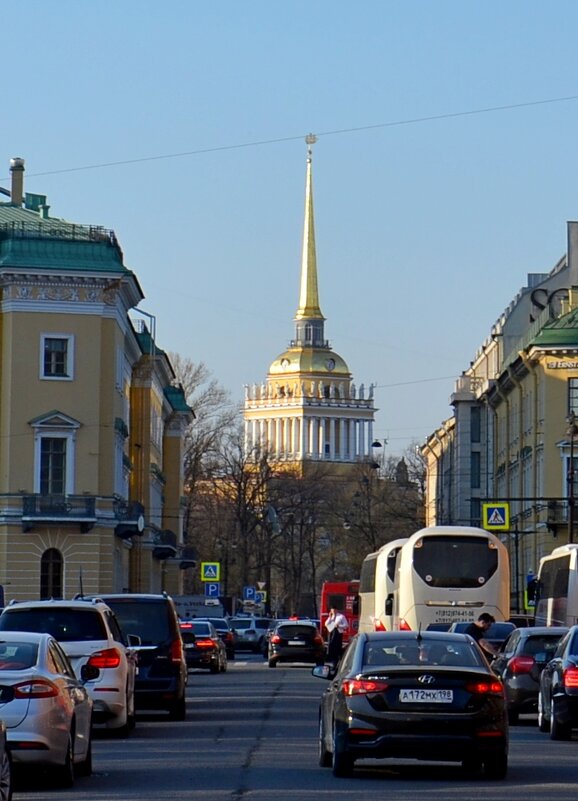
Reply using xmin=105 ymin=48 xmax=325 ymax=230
xmin=416 ymin=623 xmax=423 ymax=643
xmin=78 ymin=566 xmax=84 ymax=599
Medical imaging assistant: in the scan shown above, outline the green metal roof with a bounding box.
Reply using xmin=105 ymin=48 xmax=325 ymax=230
xmin=531 ymin=307 xmax=578 ymax=347
xmin=164 ymin=385 xmax=193 ymax=414
xmin=0 ymin=202 xmax=127 ymax=274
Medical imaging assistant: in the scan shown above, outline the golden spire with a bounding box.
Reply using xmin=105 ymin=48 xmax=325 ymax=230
xmin=295 ymin=134 xmax=324 ymax=321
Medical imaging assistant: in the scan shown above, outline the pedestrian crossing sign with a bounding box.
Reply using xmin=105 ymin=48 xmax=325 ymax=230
xmin=201 ymin=562 xmax=220 ymax=581
xmin=482 ymin=503 xmax=510 ymax=531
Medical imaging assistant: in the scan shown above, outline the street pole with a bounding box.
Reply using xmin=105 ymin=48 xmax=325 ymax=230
xmin=568 ymin=412 xmax=576 ymax=544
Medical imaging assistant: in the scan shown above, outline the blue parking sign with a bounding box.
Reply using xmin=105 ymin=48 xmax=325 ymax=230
xmin=243 ymin=586 xmax=256 ymax=601
xmin=205 ymin=582 xmax=220 ymax=598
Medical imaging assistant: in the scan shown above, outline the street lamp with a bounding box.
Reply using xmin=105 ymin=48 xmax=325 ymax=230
xmin=567 ymin=412 xmax=578 ymax=544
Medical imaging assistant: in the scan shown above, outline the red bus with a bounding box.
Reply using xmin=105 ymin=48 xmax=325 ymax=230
xmin=319 ymin=580 xmax=360 ymax=645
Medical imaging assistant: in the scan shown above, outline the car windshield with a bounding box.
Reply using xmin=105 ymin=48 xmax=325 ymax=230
xmin=0 ymin=608 xmax=107 ymax=642
xmin=363 ymin=638 xmax=485 ymax=668
xmin=0 ymin=641 xmax=38 ymax=669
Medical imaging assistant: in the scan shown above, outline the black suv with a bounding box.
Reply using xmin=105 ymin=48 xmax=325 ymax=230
xmin=83 ymin=593 xmax=187 ymax=721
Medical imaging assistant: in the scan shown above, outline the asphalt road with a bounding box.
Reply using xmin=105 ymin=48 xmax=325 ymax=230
xmin=12 ymin=652 xmax=578 ymax=800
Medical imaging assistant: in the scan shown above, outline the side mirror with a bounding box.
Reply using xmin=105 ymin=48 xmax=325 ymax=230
xmin=80 ymin=664 xmax=100 ymax=682
xmin=127 ymin=633 xmax=141 ymax=647
xmin=312 ymin=664 xmax=332 ymax=680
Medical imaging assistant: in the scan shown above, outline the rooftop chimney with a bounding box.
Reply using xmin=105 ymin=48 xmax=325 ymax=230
xmin=9 ymin=157 xmax=25 ymax=206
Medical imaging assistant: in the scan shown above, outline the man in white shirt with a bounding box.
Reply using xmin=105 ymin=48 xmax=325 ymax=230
xmin=325 ymin=607 xmax=349 ymax=664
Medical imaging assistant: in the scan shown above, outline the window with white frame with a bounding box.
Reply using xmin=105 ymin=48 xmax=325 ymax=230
xmin=41 ymin=334 xmax=74 ymax=380
xmin=31 ymin=412 xmax=80 ymax=495
xmin=569 ymin=378 xmax=578 ymax=415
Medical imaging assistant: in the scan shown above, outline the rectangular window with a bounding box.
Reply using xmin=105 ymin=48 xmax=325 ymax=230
xmin=41 ymin=334 xmax=74 ymax=380
xmin=470 ymin=406 xmax=481 ymax=443
xmin=470 ymin=451 xmax=481 ymax=489
xmin=569 ymin=378 xmax=578 ymax=415
xmin=40 ymin=438 xmax=67 ymax=495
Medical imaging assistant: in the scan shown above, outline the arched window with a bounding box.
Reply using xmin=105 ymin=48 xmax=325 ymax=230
xmin=40 ymin=548 xmax=63 ymax=599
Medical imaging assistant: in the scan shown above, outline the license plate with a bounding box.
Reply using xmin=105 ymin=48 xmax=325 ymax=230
xmin=288 ymin=640 xmax=306 ymax=646
xmin=399 ymin=689 xmax=453 ymax=703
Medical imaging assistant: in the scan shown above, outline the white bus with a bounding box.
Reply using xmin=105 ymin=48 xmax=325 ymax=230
xmin=358 ymin=538 xmax=408 ymax=632
xmin=394 ymin=526 xmax=510 ymax=631
xmin=535 ymin=544 xmax=578 ymax=626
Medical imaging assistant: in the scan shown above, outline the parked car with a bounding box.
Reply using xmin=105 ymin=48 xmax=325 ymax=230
xmin=0 ymin=631 xmax=93 ymax=787
xmin=492 ymin=626 xmax=568 ymax=724
xmin=267 ymin=620 xmax=325 ymax=668
xmin=81 ymin=593 xmax=187 ymax=721
xmin=194 ymin=617 xmax=236 ymax=659
xmin=0 ymin=719 xmax=12 ymax=801
xmin=260 ymin=619 xmax=279 ymax=657
xmin=448 ymin=620 xmax=516 ymax=650
xmin=229 ymin=616 xmax=272 ymax=653
xmin=314 ymin=631 xmax=508 ymax=778
xmin=538 ymin=624 xmax=578 ymax=739
xmin=0 ymin=598 xmax=137 ymax=735
xmin=180 ymin=621 xmax=227 ymax=673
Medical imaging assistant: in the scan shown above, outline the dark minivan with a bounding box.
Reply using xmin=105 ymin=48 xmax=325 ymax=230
xmin=80 ymin=592 xmax=187 ymax=720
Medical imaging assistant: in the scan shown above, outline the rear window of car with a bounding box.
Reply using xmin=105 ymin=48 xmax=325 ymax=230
xmin=0 ymin=608 xmax=107 ymax=642
xmin=522 ymin=635 xmax=566 ymax=656
xmin=255 ymin=619 xmax=271 ymax=629
xmin=102 ymin=599 xmax=171 ymax=645
xmin=277 ymin=624 xmax=315 ymax=637
xmin=0 ymin=641 xmax=38 ymax=669
xmin=230 ymin=619 xmax=252 ymax=630
xmin=363 ymin=639 xmax=485 ymax=668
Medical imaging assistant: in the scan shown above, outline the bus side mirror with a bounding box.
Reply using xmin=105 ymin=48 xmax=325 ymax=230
xmin=385 ymin=594 xmax=393 ymax=616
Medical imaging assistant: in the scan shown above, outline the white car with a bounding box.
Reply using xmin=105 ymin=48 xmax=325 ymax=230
xmin=0 ymin=631 xmax=93 ymax=787
xmin=0 ymin=598 xmax=138 ymax=735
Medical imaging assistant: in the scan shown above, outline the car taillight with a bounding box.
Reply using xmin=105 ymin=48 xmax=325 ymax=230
xmin=563 ymin=666 xmax=578 ymax=688
xmin=87 ymin=648 xmax=122 ymax=669
xmin=343 ymin=678 xmax=389 ymax=696
xmin=313 ymin=634 xmax=323 ymax=645
xmin=195 ymin=639 xmax=215 ymax=649
xmin=14 ymin=679 xmax=58 ymax=698
xmin=270 ymin=634 xmax=281 ymax=644
xmin=374 ymin=620 xmax=386 ymax=631
xmin=170 ymin=638 xmax=184 ymax=664
xmin=508 ymin=655 xmax=535 ymax=674
xmin=465 ymin=680 xmax=503 ymax=696
xmin=399 ymin=619 xmax=412 ymax=631
xmin=224 ymin=632 xmax=233 ymax=642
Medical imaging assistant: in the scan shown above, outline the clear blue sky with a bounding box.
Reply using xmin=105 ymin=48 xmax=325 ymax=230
xmin=4 ymin=1 xmax=578 ymax=455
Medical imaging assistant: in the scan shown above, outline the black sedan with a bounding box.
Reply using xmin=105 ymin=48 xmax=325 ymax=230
xmin=538 ymin=624 xmax=578 ymax=739
xmin=179 ymin=621 xmax=227 ymax=673
xmin=492 ymin=626 xmax=567 ymax=724
xmin=313 ymin=631 xmax=508 ymax=779
xmin=268 ymin=620 xmax=325 ymax=668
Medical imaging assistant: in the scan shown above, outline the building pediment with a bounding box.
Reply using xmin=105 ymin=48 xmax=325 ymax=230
xmin=28 ymin=410 xmax=81 ymax=430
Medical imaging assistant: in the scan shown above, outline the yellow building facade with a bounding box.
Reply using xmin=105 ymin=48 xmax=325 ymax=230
xmin=0 ymin=158 xmax=192 ymax=603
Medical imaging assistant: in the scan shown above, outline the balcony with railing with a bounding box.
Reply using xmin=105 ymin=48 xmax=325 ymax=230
xmin=21 ymin=494 xmax=97 ymax=533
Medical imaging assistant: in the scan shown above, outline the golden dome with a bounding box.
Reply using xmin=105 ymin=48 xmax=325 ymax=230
xmin=268 ymin=347 xmax=350 ymax=377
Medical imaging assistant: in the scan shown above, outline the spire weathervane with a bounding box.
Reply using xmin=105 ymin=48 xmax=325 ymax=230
xmin=305 ymin=133 xmax=317 ymax=161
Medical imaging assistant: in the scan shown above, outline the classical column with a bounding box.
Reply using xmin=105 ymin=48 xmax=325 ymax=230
xmin=301 ymin=417 xmax=308 ymax=455
xmin=339 ymin=418 xmax=346 ymax=460
xmin=329 ymin=418 xmax=336 ymax=459
xmin=319 ymin=417 xmax=327 ymax=458
xmin=349 ymin=419 xmax=357 ymax=459
xmin=276 ymin=418 xmax=283 ymax=457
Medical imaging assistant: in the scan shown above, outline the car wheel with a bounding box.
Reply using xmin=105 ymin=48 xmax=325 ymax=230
xmin=550 ymin=698 xmax=572 ymax=740
xmin=53 ymin=731 xmax=75 ymax=788
xmin=538 ymin=692 xmax=550 ymax=733
xmin=0 ymin=746 xmax=12 ymax=801
xmin=483 ymin=752 xmax=508 ymax=780
xmin=268 ymin=658 xmax=277 ymax=668
xmin=76 ymin=730 xmax=93 ymax=778
xmin=318 ymin=715 xmax=332 ymax=768
xmin=331 ymin=722 xmax=354 ymax=777
xmin=507 ymin=708 xmax=519 ymax=726
xmin=168 ymin=695 xmax=187 ymax=721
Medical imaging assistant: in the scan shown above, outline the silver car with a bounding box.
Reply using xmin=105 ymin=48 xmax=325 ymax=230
xmin=0 ymin=631 xmax=93 ymax=788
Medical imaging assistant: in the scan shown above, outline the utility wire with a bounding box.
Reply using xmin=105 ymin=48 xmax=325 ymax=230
xmin=11 ymin=93 xmax=578 ymax=180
